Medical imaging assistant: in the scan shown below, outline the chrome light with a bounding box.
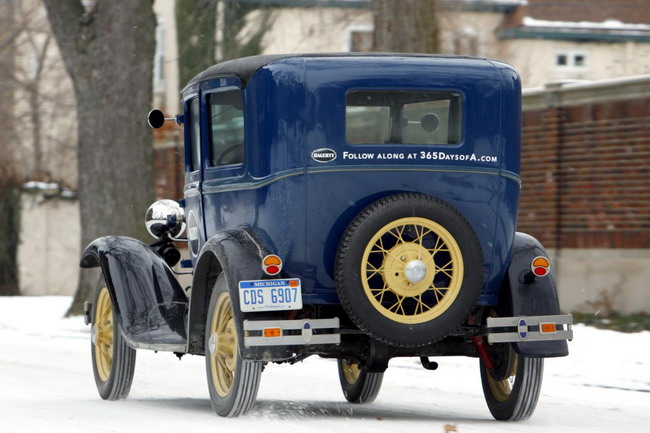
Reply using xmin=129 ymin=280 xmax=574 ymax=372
xmin=145 ymin=199 xmax=186 ymax=239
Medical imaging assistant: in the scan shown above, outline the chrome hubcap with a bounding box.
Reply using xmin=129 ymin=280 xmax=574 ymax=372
xmin=404 ymin=259 xmax=427 ymax=283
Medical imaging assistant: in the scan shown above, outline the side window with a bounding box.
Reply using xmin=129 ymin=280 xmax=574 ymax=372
xmin=189 ymin=98 xmax=201 ymax=171
xmin=209 ymin=89 xmax=244 ymax=167
xmin=346 ymin=90 xmax=462 ymax=145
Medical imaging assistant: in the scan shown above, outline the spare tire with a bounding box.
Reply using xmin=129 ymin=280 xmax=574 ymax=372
xmin=335 ymin=193 xmax=483 ymax=347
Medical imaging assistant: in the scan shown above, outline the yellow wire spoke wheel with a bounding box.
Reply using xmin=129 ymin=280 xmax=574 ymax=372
xmin=209 ymin=292 xmax=238 ymax=397
xmin=341 ymin=359 xmax=362 ymax=385
xmin=337 ymin=359 xmax=384 ymax=404
xmin=90 ymin=276 xmax=136 ymax=401
xmin=479 ymin=309 xmax=544 ymax=422
xmin=361 ymin=217 xmax=464 ymax=324
xmin=335 ymin=194 xmax=483 ymax=347
xmin=486 ymin=354 xmax=518 ymax=402
xmin=94 ymin=286 xmax=114 ymax=382
xmin=205 ymin=273 xmax=262 ymax=417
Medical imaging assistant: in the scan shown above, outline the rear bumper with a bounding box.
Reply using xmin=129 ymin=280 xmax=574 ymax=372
xmin=486 ymin=314 xmax=573 ymax=344
xmin=243 ymin=318 xmax=341 ymax=347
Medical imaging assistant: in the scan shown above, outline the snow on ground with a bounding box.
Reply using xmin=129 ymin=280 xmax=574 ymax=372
xmin=1 ymin=296 xmax=649 ymax=433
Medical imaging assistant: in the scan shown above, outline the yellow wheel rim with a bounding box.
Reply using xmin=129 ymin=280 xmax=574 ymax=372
xmin=94 ymin=286 xmax=114 ymax=382
xmin=487 ymin=354 xmax=518 ymax=402
xmin=341 ymin=360 xmax=361 ymax=385
xmin=209 ymin=292 xmax=238 ymax=397
xmin=361 ymin=217 xmax=464 ymax=324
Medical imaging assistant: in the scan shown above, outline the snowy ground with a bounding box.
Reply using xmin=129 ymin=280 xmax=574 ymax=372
xmin=1 ymin=297 xmax=649 ymax=433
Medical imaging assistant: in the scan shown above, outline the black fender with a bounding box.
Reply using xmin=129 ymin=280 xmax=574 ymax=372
xmin=80 ymin=236 xmax=188 ymax=351
xmin=187 ymin=228 xmax=295 ymax=360
xmin=500 ymin=232 xmax=568 ymax=357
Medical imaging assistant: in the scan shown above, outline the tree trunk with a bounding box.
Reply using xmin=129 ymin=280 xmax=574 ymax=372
xmin=0 ymin=0 xmax=21 ymax=297
xmin=0 ymin=176 xmax=21 ymax=297
xmin=373 ymin=0 xmax=439 ymax=53
xmin=43 ymin=0 xmax=156 ymax=315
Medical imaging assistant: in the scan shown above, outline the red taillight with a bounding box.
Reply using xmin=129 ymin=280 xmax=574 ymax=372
xmin=262 ymin=254 xmax=282 ymax=276
xmin=531 ymin=256 xmax=550 ymax=277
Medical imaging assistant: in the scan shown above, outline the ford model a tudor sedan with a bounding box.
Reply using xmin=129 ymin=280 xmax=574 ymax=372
xmin=81 ymin=54 xmax=572 ymax=420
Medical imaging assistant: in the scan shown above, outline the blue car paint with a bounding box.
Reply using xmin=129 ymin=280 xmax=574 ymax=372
xmin=182 ymin=55 xmax=522 ymax=307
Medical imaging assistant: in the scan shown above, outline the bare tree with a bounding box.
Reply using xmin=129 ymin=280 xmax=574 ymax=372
xmin=176 ymin=0 xmax=273 ymax=96
xmin=373 ymin=0 xmax=439 ymax=53
xmin=176 ymin=0 xmax=218 ymax=92
xmin=220 ymin=0 xmax=274 ymax=61
xmin=1 ymin=0 xmax=76 ymax=296
xmin=43 ymin=0 xmax=156 ymax=315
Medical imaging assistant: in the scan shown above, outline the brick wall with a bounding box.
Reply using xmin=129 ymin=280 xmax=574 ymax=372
xmin=519 ymin=79 xmax=650 ymax=249
xmin=153 ymin=135 xmax=185 ymax=201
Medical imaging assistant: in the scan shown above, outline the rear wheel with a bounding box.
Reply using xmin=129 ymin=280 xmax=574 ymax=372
xmin=480 ymin=342 xmax=544 ymax=421
xmin=336 ymin=193 xmax=483 ymax=347
xmin=337 ymin=359 xmax=384 ymax=403
xmin=205 ymin=273 xmax=262 ymax=417
xmin=91 ymin=276 xmax=136 ymax=400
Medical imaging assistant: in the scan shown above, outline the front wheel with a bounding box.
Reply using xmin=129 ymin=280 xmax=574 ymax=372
xmin=480 ymin=343 xmax=544 ymax=421
xmin=90 ymin=276 xmax=136 ymax=400
xmin=205 ymin=273 xmax=262 ymax=417
xmin=337 ymin=359 xmax=384 ymax=403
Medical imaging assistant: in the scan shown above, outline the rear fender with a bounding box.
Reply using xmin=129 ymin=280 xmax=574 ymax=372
xmin=187 ymin=229 xmax=293 ymax=360
xmin=500 ymin=232 xmax=569 ymax=357
xmin=80 ymin=236 xmax=188 ymax=351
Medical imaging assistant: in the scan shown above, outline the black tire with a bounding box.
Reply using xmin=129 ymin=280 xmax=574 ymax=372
xmin=205 ymin=273 xmax=262 ymax=417
xmin=336 ymin=193 xmax=483 ymax=347
xmin=91 ymin=276 xmax=136 ymax=400
xmin=337 ymin=359 xmax=384 ymax=403
xmin=480 ymin=343 xmax=544 ymax=421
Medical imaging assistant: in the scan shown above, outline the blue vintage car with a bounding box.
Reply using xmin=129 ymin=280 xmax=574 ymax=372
xmin=81 ymin=53 xmax=572 ymax=420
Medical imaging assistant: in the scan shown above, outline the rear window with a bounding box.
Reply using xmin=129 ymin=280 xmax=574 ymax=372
xmin=346 ymin=90 xmax=462 ymax=145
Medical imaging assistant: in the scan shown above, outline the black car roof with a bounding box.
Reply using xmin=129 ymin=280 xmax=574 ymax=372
xmin=182 ymin=53 xmax=491 ymax=93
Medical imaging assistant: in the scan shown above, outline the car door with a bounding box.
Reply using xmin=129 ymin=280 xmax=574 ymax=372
xmin=198 ymin=77 xmax=248 ymax=239
xmin=183 ymin=93 xmax=206 ymax=262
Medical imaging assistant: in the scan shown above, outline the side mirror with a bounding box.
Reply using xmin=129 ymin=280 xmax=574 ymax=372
xmin=147 ymin=109 xmax=182 ymax=129
xmin=145 ymin=199 xmax=186 ymax=239
xmin=147 ymin=109 xmax=166 ymax=128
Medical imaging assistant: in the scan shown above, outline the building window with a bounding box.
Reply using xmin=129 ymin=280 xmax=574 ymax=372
xmin=555 ymin=52 xmax=588 ymax=69
xmin=346 ymin=25 xmax=373 ymax=52
xmin=154 ymin=17 xmax=165 ymax=92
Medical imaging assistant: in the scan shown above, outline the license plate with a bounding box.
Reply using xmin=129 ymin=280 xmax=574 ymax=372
xmin=238 ymin=279 xmax=302 ymax=312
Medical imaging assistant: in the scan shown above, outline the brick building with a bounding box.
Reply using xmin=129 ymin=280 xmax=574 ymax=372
xmin=519 ymin=77 xmax=650 ymax=314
